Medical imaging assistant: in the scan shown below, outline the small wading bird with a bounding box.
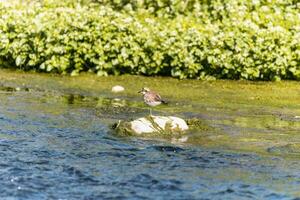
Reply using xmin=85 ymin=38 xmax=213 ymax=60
xmin=138 ymin=87 xmax=167 ymax=115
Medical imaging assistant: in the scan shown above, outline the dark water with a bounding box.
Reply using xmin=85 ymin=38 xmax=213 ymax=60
xmin=0 ymin=89 xmax=300 ymax=200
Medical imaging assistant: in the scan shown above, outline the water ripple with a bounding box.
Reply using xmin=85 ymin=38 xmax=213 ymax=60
xmin=0 ymin=91 xmax=299 ymax=199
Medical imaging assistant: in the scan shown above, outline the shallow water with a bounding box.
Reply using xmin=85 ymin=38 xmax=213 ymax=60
xmin=0 ymin=85 xmax=300 ymax=199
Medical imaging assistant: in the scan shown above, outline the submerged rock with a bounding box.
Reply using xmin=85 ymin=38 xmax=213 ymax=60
xmin=113 ymin=116 xmax=189 ymax=135
xmin=267 ymin=144 xmax=300 ymax=155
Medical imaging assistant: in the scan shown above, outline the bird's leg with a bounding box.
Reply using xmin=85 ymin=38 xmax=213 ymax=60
xmin=149 ymin=108 xmax=152 ymax=116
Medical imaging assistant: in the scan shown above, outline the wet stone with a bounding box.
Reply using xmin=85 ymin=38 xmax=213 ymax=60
xmin=111 ymin=85 xmax=125 ymax=93
xmin=113 ymin=116 xmax=189 ymax=135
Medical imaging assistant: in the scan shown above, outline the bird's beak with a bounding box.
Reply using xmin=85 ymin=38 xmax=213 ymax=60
xmin=138 ymin=89 xmax=142 ymax=94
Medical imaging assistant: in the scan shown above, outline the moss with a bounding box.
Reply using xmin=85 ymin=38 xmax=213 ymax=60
xmin=112 ymin=121 xmax=136 ymax=137
xmin=186 ymin=118 xmax=215 ymax=132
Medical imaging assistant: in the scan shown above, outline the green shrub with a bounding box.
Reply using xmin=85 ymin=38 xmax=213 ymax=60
xmin=0 ymin=0 xmax=299 ymax=80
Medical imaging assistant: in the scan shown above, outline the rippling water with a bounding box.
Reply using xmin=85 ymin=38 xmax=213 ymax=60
xmin=0 ymin=89 xmax=300 ymax=199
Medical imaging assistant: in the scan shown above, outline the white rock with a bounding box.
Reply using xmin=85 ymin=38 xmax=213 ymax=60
xmin=131 ymin=118 xmax=155 ymax=134
xmin=169 ymin=117 xmax=189 ymax=130
xmin=111 ymin=85 xmax=125 ymax=93
xmin=130 ymin=116 xmax=188 ymax=135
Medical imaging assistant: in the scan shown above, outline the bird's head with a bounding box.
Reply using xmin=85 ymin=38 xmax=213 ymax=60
xmin=138 ymin=87 xmax=150 ymax=95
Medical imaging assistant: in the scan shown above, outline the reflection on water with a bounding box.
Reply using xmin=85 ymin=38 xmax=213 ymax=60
xmin=0 ymin=87 xmax=300 ymax=199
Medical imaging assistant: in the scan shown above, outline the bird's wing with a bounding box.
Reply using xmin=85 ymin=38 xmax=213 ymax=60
xmin=153 ymin=93 xmax=163 ymax=101
xmin=146 ymin=91 xmax=160 ymax=101
xmin=147 ymin=91 xmax=167 ymax=103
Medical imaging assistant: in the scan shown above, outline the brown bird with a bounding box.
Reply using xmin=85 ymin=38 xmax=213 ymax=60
xmin=138 ymin=87 xmax=167 ymax=115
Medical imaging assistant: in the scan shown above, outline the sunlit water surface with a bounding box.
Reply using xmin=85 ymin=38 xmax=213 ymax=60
xmin=0 ymin=89 xmax=300 ymax=200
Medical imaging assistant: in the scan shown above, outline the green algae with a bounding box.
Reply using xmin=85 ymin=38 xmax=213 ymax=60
xmin=0 ymin=69 xmax=299 ymax=157
xmin=186 ymin=118 xmax=215 ymax=131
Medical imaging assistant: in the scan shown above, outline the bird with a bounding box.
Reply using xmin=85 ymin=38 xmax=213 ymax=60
xmin=138 ymin=87 xmax=167 ymax=116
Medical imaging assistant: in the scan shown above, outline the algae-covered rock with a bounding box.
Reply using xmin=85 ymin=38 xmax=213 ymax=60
xmin=113 ymin=116 xmax=189 ymax=135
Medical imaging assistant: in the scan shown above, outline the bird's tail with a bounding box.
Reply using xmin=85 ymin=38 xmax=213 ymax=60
xmin=161 ymin=99 xmax=168 ymax=104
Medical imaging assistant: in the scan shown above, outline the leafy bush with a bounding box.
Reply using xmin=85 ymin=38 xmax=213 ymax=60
xmin=0 ymin=0 xmax=299 ymax=80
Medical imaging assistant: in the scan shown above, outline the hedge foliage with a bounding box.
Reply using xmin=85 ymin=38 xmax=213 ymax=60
xmin=0 ymin=0 xmax=299 ymax=80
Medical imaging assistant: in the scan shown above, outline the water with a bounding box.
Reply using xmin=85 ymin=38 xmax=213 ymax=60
xmin=0 ymin=88 xmax=300 ymax=199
